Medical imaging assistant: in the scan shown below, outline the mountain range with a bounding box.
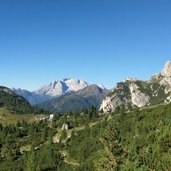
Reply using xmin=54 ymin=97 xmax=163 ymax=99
xmin=12 ymin=78 xmax=108 ymax=113
xmin=38 ymin=85 xmax=109 ymax=113
xmin=3 ymin=61 xmax=171 ymax=114
xmin=34 ymin=78 xmax=90 ymax=97
xmin=12 ymin=78 xmax=91 ymax=105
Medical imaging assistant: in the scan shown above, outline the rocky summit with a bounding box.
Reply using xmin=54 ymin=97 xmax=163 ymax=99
xmin=34 ymin=78 xmax=89 ymax=97
xmin=100 ymin=61 xmax=171 ymax=113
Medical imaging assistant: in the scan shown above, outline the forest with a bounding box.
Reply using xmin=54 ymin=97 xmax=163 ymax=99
xmin=0 ymin=104 xmax=171 ymax=170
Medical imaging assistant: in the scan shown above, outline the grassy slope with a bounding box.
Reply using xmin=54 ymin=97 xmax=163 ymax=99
xmin=62 ymin=103 xmax=171 ymax=170
xmin=0 ymin=107 xmax=40 ymax=125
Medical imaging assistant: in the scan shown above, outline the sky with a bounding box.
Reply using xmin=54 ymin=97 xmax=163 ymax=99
xmin=0 ymin=0 xmax=171 ymax=91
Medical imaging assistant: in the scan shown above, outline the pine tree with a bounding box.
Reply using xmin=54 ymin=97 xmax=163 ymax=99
xmin=94 ymin=121 xmax=125 ymax=170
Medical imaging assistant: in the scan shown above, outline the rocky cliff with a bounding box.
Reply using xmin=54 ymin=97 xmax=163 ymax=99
xmin=100 ymin=61 xmax=171 ymax=113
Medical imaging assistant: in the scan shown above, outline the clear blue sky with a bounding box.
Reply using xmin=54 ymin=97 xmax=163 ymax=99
xmin=0 ymin=0 xmax=171 ymax=91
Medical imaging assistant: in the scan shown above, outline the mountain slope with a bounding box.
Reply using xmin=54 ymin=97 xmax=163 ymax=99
xmin=38 ymin=85 xmax=109 ymax=113
xmin=12 ymin=88 xmax=51 ymax=105
xmin=0 ymin=86 xmax=32 ymax=114
xmin=100 ymin=61 xmax=171 ymax=113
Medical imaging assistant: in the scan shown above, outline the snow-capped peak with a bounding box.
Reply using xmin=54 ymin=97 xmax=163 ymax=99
xmin=34 ymin=78 xmax=89 ymax=97
xmin=98 ymin=83 xmax=106 ymax=89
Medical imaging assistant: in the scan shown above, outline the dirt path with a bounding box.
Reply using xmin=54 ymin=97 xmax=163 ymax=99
xmin=53 ymin=117 xmax=108 ymax=166
xmin=61 ymin=150 xmax=80 ymax=166
xmin=53 ymin=119 xmax=104 ymax=144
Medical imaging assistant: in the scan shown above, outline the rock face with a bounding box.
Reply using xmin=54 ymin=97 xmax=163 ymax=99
xmin=34 ymin=78 xmax=89 ymax=97
xmin=62 ymin=123 xmax=69 ymax=130
xmin=129 ymin=83 xmax=150 ymax=107
xmin=162 ymin=61 xmax=171 ymax=77
xmin=100 ymin=61 xmax=171 ymax=113
xmin=100 ymin=82 xmax=131 ymax=112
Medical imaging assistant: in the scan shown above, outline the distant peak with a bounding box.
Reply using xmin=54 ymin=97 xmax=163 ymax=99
xmin=51 ymin=80 xmax=57 ymax=84
xmin=162 ymin=61 xmax=171 ymax=77
xmin=62 ymin=78 xmax=71 ymax=82
xmin=98 ymin=83 xmax=106 ymax=89
xmin=124 ymin=77 xmax=137 ymax=82
xmin=34 ymin=78 xmax=90 ymax=97
xmin=11 ymin=87 xmax=21 ymax=91
xmin=63 ymin=78 xmax=81 ymax=83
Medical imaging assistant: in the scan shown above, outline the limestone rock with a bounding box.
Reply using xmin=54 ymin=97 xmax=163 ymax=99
xmin=100 ymin=61 xmax=171 ymax=113
xmin=162 ymin=61 xmax=171 ymax=77
xmin=129 ymin=83 xmax=150 ymax=107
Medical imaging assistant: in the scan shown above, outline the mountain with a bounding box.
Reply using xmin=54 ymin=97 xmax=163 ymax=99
xmin=12 ymin=78 xmax=90 ymax=105
xmin=0 ymin=86 xmax=32 ymax=114
xmin=34 ymin=78 xmax=89 ymax=97
xmin=100 ymin=61 xmax=171 ymax=113
xmin=38 ymin=85 xmax=109 ymax=113
xmin=12 ymin=88 xmax=51 ymax=105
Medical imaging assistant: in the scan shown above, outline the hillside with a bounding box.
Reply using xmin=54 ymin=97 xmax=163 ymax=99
xmin=0 ymin=86 xmax=32 ymax=114
xmin=101 ymin=61 xmax=171 ymax=112
xmin=12 ymin=88 xmax=51 ymax=106
xmin=0 ymin=107 xmax=35 ymax=125
xmin=54 ymin=103 xmax=171 ymax=170
xmin=1 ymin=99 xmax=171 ymax=170
xmin=38 ymin=85 xmax=109 ymax=113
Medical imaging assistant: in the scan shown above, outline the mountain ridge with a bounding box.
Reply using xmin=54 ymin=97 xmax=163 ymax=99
xmin=0 ymin=86 xmax=32 ymax=114
xmin=34 ymin=78 xmax=90 ymax=97
xmin=100 ymin=61 xmax=171 ymax=112
xmin=12 ymin=78 xmax=107 ymax=106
